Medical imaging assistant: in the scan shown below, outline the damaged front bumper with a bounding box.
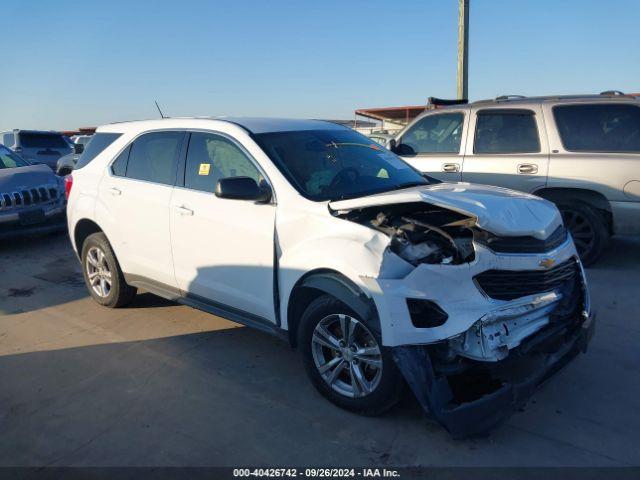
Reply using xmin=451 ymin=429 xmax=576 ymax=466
xmin=392 ymin=310 xmax=595 ymax=438
xmin=360 ymin=235 xmax=594 ymax=437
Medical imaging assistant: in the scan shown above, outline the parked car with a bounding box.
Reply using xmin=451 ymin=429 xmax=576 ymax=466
xmin=390 ymin=92 xmax=640 ymax=265
xmin=56 ymin=152 xmax=80 ymax=176
xmin=70 ymin=134 xmax=94 ymax=148
xmin=0 ymin=144 xmax=66 ymax=239
xmin=1 ymin=129 xmax=74 ymax=171
xmin=66 ymin=118 xmax=594 ymax=437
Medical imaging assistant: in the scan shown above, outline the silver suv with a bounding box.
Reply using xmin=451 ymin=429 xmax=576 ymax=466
xmin=1 ymin=129 xmax=74 ymax=171
xmin=392 ymin=92 xmax=640 ymax=265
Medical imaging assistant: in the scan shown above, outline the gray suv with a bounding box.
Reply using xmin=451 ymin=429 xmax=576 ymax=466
xmin=0 ymin=144 xmax=66 ymax=239
xmin=1 ymin=129 xmax=73 ymax=171
xmin=392 ymin=92 xmax=640 ymax=265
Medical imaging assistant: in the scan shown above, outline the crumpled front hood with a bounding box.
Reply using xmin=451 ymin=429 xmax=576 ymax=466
xmin=329 ymin=182 xmax=562 ymax=239
xmin=0 ymin=164 xmax=60 ymax=192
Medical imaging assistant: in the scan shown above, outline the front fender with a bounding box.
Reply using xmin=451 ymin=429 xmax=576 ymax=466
xmin=278 ymin=235 xmax=384 ymax=330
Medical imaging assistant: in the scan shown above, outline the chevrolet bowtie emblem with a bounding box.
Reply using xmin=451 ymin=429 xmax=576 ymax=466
xmin=539 ymin=258 xmax=555 ymax=269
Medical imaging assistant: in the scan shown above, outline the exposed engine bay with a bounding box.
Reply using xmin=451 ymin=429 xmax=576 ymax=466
xmin=327 ymin=186 xmax=593 ymax=437
xmin=336 ymin=202 xmax=477 ymax=265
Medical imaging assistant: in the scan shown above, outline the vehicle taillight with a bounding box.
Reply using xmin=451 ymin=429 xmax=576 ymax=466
xmin=64 ymin=175 xmax=73 ymax=199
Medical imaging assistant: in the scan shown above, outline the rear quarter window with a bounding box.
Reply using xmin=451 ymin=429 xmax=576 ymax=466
xmin=553 ymin=103 xmax=640 ymax=153
xmin=76 ymin=133 xmax=123 ymax=169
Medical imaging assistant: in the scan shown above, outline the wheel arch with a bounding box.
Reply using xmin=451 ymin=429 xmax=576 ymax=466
xmin=286 ymin=269 xmax=380 ymax=348
xmin=534 ymin=187 xmax=613 ymax=232
xmin=73 ymin=218 xmax=104 ymax=256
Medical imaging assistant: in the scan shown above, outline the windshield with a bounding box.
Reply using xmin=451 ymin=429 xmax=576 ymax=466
xmin=0 ymin=146 xmax=29 ymax=169
xmin=254 ymin=129 xmax=430 ymax=201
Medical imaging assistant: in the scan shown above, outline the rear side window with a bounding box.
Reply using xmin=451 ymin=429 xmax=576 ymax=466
xmin=474 ymin=109 xmax=540 ymax=154
xmin=184 ymin=132 xmax=262 ymax=193
xmin=76 ymin=133 xmax=122 ymax=169
xmin=398 ymin=113 xmax=464 ymax=155
xmin=110 ymin=145 xmax=130 ymax=176
xmin=554 ymin=104 xmax=640 ymax=153
xmin=125 ymin=131 xmax=184 ymax=185
xmin=19 ymin=132 xmax=69 ymax=149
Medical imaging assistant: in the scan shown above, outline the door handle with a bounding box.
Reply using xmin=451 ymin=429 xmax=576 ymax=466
xmin=109 ymin=187 xmax=122 ymax=196
xmin=175 ymin=205 xmax=194 ymax=216
xmin=442 ymin=163 xmax=460 ymax=173
xmin=517 ymin=163 xmax=538 ymax=174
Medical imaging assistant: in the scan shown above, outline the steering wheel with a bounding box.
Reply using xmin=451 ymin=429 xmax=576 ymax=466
xmin=328 ymin=167 xmax=360 ymax=190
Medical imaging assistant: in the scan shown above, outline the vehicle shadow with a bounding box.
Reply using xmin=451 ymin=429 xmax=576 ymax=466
xmin=0 ymin=232 xmax=177 ymax=314
xmin=0 ymin=327 xmax=428 ymax=467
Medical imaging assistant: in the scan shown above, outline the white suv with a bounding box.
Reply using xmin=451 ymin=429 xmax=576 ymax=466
xmin=67 ymin=118 xmax=594 ymax=437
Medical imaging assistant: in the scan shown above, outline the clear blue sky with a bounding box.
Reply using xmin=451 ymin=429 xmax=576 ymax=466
xmin=1 ymin=0 xmax=639 ymax=130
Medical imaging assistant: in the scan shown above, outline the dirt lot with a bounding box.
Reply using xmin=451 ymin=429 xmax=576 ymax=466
xmin=1 ymin=233 xmax=639 ymax=467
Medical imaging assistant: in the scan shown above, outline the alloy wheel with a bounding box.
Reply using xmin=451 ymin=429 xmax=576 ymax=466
xmin=562 ymin=209 xmax=595 ymax=259
xmin=86 ymin=246 xmax=112 ymax=298
xmin=311 ymin=314 xmax=383 ymax=398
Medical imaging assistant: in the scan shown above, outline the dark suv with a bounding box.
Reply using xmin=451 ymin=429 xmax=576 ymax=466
xmin=1 ymin=129 xmax=73 ymax=171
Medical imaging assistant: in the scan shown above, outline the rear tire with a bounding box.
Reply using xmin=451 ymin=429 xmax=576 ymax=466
xmin=81 ymin=232 xmax=137 ymax=307
xmin=557 ymin=201 xmax=609 ymax=267
xmin=298 ymin=294 xmax=403 ymax=416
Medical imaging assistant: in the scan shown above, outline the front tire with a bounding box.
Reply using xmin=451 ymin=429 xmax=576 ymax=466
xmin=299 ymin=294 xmax=403 ymax=415
xmin=81 ymin=232 xmax=137 ymax=307
xmin=558 ymin=201 xmax=609 ymax=266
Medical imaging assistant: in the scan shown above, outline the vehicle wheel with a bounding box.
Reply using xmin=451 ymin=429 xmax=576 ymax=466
xmin=299 ymin=294 xmax=404 ymax=415
xmin=81 ymin=232 xmax=137 ymax=307
xmin=558 ymin=201 xmax=609 ymax=266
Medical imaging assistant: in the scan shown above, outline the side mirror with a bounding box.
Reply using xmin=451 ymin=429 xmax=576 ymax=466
xmin=388 ymin=138 xmax=397 ymax=152
xmin=215 ymin=176 xmax=272 ymax=203
xmin=74 ymin=143 xmax=84 ymax=154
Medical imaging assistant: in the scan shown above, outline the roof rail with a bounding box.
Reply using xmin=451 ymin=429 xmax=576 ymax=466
xmin=427 ymin=97 xmax=468 ymax=107
xmin=600 ymin=90 xmax=626 ymax=96
xmin=495 ymin=95 xmax=526 ymax=102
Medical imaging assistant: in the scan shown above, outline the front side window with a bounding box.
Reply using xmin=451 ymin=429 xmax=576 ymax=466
xmin=76 ymin=133 xmax=121 ymax=169
xmin=125 ymin=131 xmax=184 ymax=185
xmin=474 ymin=109 xmax=540 ymax=154
xmin=554 ymin=104 xmax=640 ymax=153
xmin=0 ymin=145 xmax=29 ymax=169
xmin=19 ymin=132 xmax=70 ymax=149
xmin=255 ymin=129 xmax=431 ymax=201
xmin=398 ymin=113 xmax=464 ymax=155
xmin=184 ymin=132 xmax=262 ymax=193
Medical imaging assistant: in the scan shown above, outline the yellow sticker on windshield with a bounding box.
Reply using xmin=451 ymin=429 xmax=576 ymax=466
xmin=198 ymin=163 xmax=211 ymax=176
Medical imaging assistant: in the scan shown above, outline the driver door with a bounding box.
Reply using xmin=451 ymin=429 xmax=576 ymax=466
xmin=395 ymin=110 xmax=469 ymax=182
xmin=170 ymin=131 xmax=277 ymax=322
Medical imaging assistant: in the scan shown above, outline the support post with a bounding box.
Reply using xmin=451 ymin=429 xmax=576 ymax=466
xmin=457 ymin=0 xmax=469 ymax=100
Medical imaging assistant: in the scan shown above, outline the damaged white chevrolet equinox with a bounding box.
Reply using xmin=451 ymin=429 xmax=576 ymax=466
xmin=67 ymin=118 xmax=595 ymax=437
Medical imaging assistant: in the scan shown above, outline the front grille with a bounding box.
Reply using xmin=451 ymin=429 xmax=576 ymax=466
xmin=475 ymin=225 xmax=568 ymax=254
xmin=474 ymin=258 xmax=579 ymax=301
xmin=0 ymin=185 xmax=59 ymax=211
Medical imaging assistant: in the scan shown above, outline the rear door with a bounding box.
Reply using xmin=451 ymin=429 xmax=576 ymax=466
xmin=461 ymin=106 xmax=549 ymax=193
xmin=98 ymin=130 xmax=186 ymax=288
xmin=395 ymin=109 xmax=468 ymax=182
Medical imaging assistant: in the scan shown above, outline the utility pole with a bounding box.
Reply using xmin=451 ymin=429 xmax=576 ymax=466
xmin=457 ymin=0 xmax=469 ymax=100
